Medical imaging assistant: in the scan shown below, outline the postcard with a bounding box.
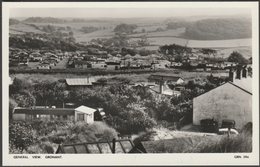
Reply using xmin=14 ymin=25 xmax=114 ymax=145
xmin=2 ymin=1 xmax=259 ymax=166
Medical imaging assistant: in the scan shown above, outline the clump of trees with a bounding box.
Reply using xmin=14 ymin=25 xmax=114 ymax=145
xmin=227 ymin=51 xmax=248 ymax=64
xmin=114 ymin=24 xmax=137 ymax=34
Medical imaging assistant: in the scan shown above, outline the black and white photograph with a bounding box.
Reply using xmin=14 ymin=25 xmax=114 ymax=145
xmin=2 ymin=1 xmax=259 ymax=166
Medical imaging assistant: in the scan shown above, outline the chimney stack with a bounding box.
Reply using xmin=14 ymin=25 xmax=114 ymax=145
xmin=242 ymin=67 xmax=247 ymax=78
xmin=229 ymin=69 xmax=235 ymax=82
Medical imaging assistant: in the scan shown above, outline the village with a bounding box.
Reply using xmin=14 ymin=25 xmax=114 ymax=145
xmin=10 ymin=44 xmax=248 ymax=71
xmin=8 ymin=15 xmax=253 ymax=154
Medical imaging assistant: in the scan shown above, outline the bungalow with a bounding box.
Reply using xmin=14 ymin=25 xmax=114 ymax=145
xmin=106 ymin=62 xmax=121 ymax=70
xmin=74 ymin=60 xmax=91 ymax=69
xmin=37 ymin=63 xmax=51 ymax=69
xmin=66 ymin=78 xmax=95 ymax=88
xmin=29 ymin=52 xmax=42 ymax=62
xmin=223 ymin=62 xmax=238 ymax=69
xmin=170 ymin=62 xmax=183 ymax=68
xmin=148 ymin=74 xmax=185 ymax=85
xmin=91 ymin=62 xmax=107 ymax=69
xmin=12 ymin=105 xmax=100 ymax=124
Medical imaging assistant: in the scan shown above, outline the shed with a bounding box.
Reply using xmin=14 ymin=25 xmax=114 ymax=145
xmin=75 ymin=105 xmax=96 ymax=124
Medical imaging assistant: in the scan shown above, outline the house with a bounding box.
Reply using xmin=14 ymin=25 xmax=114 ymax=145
xmin=170 ymin=62 xmax=182 ymax=68
xmin=65 ymin=78 xmax=95 ymax=88
xmin=223 ymin=62 xmax=238 ymax=69
xmin=148 ymin=74 xmax=185 ymax=85
xmin=29 ymin=52 xmax=42 ymax=62
xmin=56 ymin=139 xmax=135 ymax=154
xmin=151 ymin=61 xmax=169 ymax=69
xmin=37 ymin=63 xmax=51 ymax=69
xmin=193 ymin=67 xmax=252 ymax=129
xmin=74 ymin=60 xmax=91 ymax=69
xmin=106 ymin=62 xmax=121 ymax=70
xmin=91 ymin=62 xmax=107 ymax=69
xmin=173 ymin=86 xmax=185 ymax=97
xmin=12 ymin=105 xmax=100 ymax=124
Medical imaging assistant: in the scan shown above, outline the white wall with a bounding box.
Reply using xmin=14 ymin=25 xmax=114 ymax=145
xmin=193 ymin=83 xmax=252 ymax=129
xmin=75 ymin=111 xmax=94 ymax=124
xmin=13 ymin=114 xmax=26 ymax=121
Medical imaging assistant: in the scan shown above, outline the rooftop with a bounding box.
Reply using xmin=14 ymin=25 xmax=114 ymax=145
xmin=66 ymin=78 xmax=95 ymax=86
xmin=75 ymin=105 xmax=96 ymax=115
xmin=56 ymin=139 xmax=135 ymax=154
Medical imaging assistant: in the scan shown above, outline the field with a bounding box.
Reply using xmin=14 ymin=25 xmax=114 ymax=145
xmin=10 ymin=23 xmax=44 ymax=34
xmin=10 ymin=20 xmax=252 ymax=49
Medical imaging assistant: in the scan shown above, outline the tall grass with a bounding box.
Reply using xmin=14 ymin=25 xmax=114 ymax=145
xmin=191 ymin=132 xmax=252 ymax=153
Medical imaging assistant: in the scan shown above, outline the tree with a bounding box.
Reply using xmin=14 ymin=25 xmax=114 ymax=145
xmin=10 ymin=78 xmax=32 ymax=94
xmin=227 ymin=51 xmax=248 ymax=64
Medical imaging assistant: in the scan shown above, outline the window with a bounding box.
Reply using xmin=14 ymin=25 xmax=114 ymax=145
xmin=77 ymin=113 xmax=84 ymax=121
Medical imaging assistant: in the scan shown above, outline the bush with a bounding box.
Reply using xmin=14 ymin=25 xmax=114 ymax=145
xmin=9 ymin=122 xmax=37 ymax=151
xmin=65 ymin=121 xmax=118 ymax=143
xmin=27 ymin=141 xmax=55 ymax=154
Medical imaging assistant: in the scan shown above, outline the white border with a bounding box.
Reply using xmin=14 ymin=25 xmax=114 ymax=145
xmin=2 ymin=2 xmax=259 ymax=166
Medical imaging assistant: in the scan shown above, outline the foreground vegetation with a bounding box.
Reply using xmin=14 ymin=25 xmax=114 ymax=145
xmin=9 ymin=121 xmax=117 ymax=153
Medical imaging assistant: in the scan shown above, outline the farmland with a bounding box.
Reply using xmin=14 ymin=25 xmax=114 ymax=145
xmin=9 ymin=17 xmax=252 ymax=49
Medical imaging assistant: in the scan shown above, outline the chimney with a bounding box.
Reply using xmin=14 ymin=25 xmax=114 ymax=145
xmin=236 ymin=68 xmax=241 ymax=80
xmin=229 ymin=69 xmax=235 ymax=82
xmin=112 ymin=138 xmax=116 ymax=154
xmin=242 ymin=67 xmax=247 ymax=78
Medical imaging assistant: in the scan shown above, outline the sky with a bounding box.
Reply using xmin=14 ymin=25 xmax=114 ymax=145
xmin=10 ymin=8 xmax=251 ymax=19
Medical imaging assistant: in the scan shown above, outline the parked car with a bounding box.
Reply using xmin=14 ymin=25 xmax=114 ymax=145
xmin=200 ymin=118 xmax=219 ymax=133
xmin=221 ymin=119 xmax=236 ymax=129
xmin=218 ymin=128 xmax=239 ymax=135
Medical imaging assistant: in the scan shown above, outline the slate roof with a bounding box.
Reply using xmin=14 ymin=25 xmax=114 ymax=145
xmin=56 ymin=139 xmax=135 ymax=154
xmin=75 ymin=105 xmax=96 ymax=114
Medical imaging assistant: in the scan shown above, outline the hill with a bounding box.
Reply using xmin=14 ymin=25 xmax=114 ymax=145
xmin=23 ymin=17 xmax=67 ymax=23
xmin=183 ymin=18 xmax=252 ymax=40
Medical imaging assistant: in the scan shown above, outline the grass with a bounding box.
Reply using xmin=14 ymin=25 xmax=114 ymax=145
xmin=137 ymin=132 xmax=252 ymax=153
xmin=191 ymin=133 xmax=252 ymax=153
